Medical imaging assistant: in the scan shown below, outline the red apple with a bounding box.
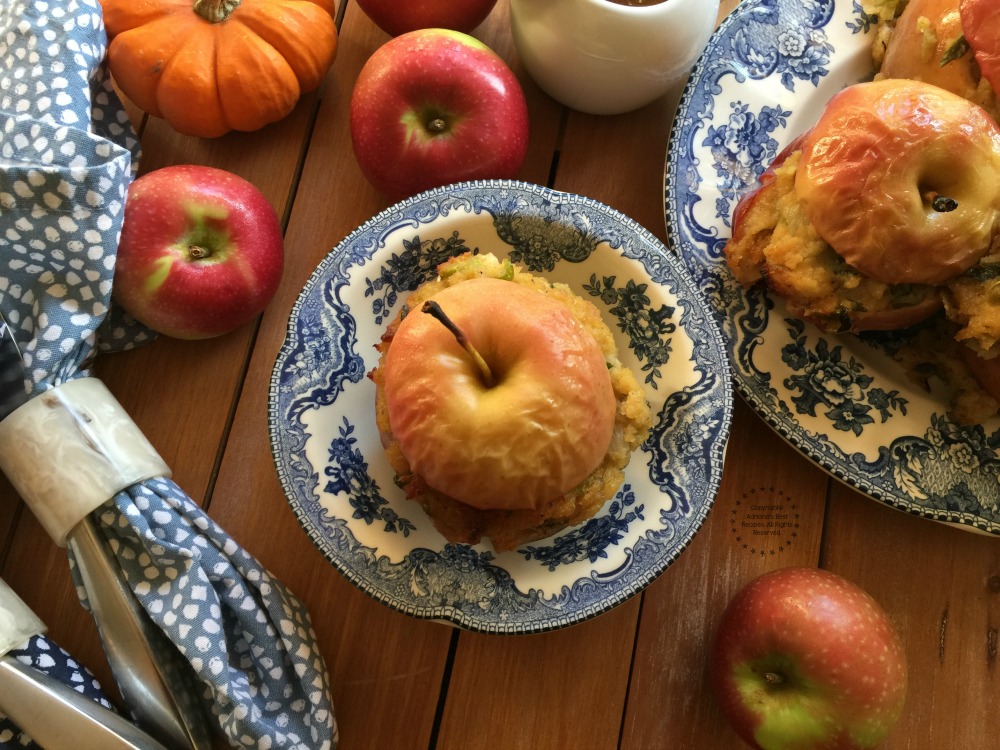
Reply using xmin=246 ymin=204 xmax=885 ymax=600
xmin=711 ymin=567 xmax=908 ymax=750
xmin=349 ymin=29 xmax=529 ymax=203
xmin=354 ymin=0 xmax=499 ymax=36
xmin=961 ymin=0 xmax=1000 ymax=95
xmin=113 ymin=165 xmax=284 ymax=340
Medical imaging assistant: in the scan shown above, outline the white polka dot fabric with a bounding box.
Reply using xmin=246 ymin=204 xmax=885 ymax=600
xmin=96 ymin=478 xmax=337 ymax=749
xmin=0 ymin=2 xmax=337 ymax=748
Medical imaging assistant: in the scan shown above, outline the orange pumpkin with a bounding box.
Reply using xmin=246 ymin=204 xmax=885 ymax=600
xmin=101 ymin=0 xmax=338 ymax=138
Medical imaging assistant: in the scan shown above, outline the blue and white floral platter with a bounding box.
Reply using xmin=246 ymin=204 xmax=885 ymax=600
xmin=666 ymin=0 xmax=1000 ymax=534
xmin=269 ymin=180 xmax=733 ymax=633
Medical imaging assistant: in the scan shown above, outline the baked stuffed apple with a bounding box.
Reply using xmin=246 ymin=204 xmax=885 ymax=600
xmin=725 ymin=78 xmax=1000 ymax=420
xmin=369 ymin=251 xmax=652 ymax=551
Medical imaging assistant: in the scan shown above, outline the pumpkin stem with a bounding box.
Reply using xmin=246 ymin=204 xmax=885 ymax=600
xmin=193 ymin=0 xmax=242 ymax=23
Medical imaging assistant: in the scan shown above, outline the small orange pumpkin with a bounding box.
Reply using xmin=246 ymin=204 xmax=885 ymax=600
xmin=101 ymin=0 xmax=338 ymax=138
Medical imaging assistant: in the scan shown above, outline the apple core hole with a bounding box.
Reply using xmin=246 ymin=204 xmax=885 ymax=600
xmin=750 ymin=657 xmax=800 ymax=692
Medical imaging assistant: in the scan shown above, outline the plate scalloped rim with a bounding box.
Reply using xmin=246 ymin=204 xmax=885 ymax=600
xmin=269 ymin=179 xmax=734 ymax=633
xmin=665 ymin=0 xmax=1000 ymax=535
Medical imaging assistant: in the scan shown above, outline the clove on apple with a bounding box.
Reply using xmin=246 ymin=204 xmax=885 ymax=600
xmin=925 ymin=192 xmax=958 ymax=212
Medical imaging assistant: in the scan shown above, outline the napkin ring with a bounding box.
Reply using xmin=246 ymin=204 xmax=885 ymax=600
xmin=0 ymin=578 xmax=46 ymax=658
xmin=0 ymin=378 xmax=170 ymax=546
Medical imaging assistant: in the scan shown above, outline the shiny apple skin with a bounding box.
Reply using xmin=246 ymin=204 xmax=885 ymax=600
xmin=349 ymin=29 xmax=529 ymax=203
xmin=961 ymin=0 xmax=1000 ymax=95
xmin=881 ymin=0 xmax=979 ymax=98
xmin=711 ymin=567 xmax=908 ymax=750
xmin=725 ymin=137 xmax=943 ymax=333
xmin=354 ymin=0 xmax=499 ymax=36
xmin=795 ymin=79 xmax=1000 ymax=286
xmin=382 ymin=277 xmax=616 ymax=512
xmin=113 ymin=165 xmax=284 ymax=339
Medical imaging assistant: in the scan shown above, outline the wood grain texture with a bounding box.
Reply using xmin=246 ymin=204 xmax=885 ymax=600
xmin=823 ymin=482 xmax=1000 ymax=750
xmin=621 ymin=397 xmax=830 ymax=749
xmin=206 ymin=3 xmax=465 ymax=747
xmin=5 ymin=0 xmax=1000 ymax=748
xmin=438 ymin=599 xmax=641 ymax=750
xmin=431 ymin=5 xmax=681 ymax=747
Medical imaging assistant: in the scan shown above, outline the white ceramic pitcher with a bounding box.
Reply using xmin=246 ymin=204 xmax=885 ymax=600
xmin=509 ymin=0 xmax=720 ymax=115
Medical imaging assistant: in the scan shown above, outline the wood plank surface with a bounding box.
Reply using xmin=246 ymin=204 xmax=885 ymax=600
xmin=205 ymin=4 xmax=456 ymax=747
xmin=823 ymin=482 xmax=1000 ymax=749
xmin=3 ymin=0 xmax=999 ymax=748
xmin=621 ymin=397 xmax=830 ymax=749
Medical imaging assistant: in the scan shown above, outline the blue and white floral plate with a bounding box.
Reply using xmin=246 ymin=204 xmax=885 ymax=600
xmin=666 ymin=0 xmax=1000 ymax=534
xmin=269 ymin=180 xmax=733 ymax=633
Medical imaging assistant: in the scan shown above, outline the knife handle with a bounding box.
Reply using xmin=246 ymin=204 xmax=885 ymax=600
xmin=0 ymin=655 xmax=172 ymax=750
xmin=69 ymin=515 xmax=213 ymax=750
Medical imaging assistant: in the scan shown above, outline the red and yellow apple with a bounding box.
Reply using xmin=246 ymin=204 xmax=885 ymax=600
xmin=725 ymin=124 xmax=944 ymax=334
xmin=711 ymin=567 xmax=908 ymax=750
xmin=380 ymin=277 xmax=616 ymax=511
xmin=795 ymin=79 xmax=1000 ymax=286
xmin=354 ymin=0 xmax=499 ymax=36
xmin=113 ymin=165 xmax=284 ymax=339
xmin=349 ymin=29 xmax=529 ymax=203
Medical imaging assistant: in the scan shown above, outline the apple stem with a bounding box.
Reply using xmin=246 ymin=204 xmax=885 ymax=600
xmin=188 ymin=245 xmax=210 ymax=260
xmin=422 ymin=300 xmax=495 ymax=386
xmin=763 ymin=672 xmax=785 ymax=685
xmin=427 ymin=118 xmax=447 ymax=134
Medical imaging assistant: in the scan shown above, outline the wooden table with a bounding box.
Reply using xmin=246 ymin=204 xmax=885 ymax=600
xmin=2 ymin=1 xmax=998 ymax=748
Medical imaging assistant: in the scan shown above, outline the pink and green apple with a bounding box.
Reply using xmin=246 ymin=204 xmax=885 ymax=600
xmin=113 ymin=165 xmax=284 ymax=340
xmin=711 ymin=566 xmax=908 ymax=750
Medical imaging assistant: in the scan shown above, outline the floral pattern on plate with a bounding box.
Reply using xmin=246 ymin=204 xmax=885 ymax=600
xmin=269 ymin=180 xmax=733 ymax=633
xmin=665 ymin=0 xmax=1000 ymax=533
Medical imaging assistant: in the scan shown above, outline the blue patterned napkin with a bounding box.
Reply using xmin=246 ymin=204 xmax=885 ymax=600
xmin=0 ymin=2 xmax=337 ymax=748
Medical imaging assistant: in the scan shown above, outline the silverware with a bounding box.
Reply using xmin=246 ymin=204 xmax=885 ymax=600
xmin=0 ymin=576 xmax=171 ymax=750
xmin=0 ymin=316 xmax=211 ymax=750
xmin=0 ymin=657 xmax=172 ymax=750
